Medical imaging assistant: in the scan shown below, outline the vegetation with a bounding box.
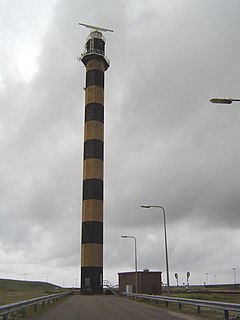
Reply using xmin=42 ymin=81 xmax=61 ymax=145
xmin=169 ymin=286 xmax=240 ymax=304
xmin=0 ymin=278 xmax=63 ymax=306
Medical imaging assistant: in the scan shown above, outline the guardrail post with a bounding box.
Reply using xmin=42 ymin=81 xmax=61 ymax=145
xmin=179 ymin=303 xmax=182 ymax=310
xmin=42 ymin=301 xmax=45 ymax=308
xmin=21 ymin=308 xmax=26 ymax=318
xmin=3 ymin=314 xmax=8 ymax=320
xmin=34 ymin=304 xmax=38 ymax=312
xmin=224 ymin=310 xmax=229 ymax=320
xmin=196 ymin=306 xmax=201 ymax=314
xmin=165 ymin=301 xmax=169 ymax=308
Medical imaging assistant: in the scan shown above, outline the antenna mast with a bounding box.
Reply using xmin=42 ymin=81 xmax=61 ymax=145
xmin=79 ymin=22 xmax=114 ymax=33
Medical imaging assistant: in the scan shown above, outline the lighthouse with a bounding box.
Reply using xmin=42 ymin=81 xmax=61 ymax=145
xmin=79 ymin=23 xmax=112 ymax=294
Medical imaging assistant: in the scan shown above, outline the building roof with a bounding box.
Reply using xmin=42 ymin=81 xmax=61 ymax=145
xmin=118 ymin=271 xmax=162 ymax=275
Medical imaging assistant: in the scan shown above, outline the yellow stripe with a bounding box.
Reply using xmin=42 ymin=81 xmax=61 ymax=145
xmin=84 ymin=121 xmax=104 ymax=142
xmin=85 ymin=86 xmax=104 ymax=105
xmin=81 ymin=243 xmax=103 ymax=267
xmin=83 ymin=158 xmax=103 ymax=180
xmin=82 ymin=199 xmax=103 ymax=222
xmin=87 ymin=59 xmax=105 ymax=71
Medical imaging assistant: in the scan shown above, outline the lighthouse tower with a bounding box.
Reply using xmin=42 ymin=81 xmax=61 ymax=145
xmin=80 ymin=24 xmax=111 ymax=294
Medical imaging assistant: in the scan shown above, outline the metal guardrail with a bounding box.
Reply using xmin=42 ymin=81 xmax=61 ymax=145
xmin=103 ymin=281 xmax=119 ymax=296
xmin=0 ymin=291 xmax=72 ymax=319
xmin=80 ymin=49 xmax=110 ymax=66
xmin=123 ymin=292 xmax=240 ymax=319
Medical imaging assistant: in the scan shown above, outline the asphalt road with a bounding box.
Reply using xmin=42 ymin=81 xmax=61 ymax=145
xmin=30 ymin=295 xmax=201 ymax=320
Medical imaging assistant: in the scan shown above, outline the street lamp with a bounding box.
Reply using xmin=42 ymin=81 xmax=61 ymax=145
xmin=233 ymin=268 xmax=237 ymax=285
xmin=62 ymin=277 xmax=66 ymax=288
xmin=141 ymin=205 xmax=170 ymax=294
xmin=205 ymin=273 xmax=209 ymax=285
xmin=121 ymin=235 xmax=138 ymax=293
xmin=210 ymin=98 xmax=240 ymax=104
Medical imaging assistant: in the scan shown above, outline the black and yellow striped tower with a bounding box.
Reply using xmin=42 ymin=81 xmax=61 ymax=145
xmin=80 ymin=26 xmax=110 ymax=294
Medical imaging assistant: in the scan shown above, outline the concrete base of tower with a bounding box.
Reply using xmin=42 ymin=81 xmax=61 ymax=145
xmin=81 ymin=266 xmax=103 ymax=295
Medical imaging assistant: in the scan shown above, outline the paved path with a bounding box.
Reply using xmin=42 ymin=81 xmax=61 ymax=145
xmin=30 ymin=295 xmax=201 ymax=320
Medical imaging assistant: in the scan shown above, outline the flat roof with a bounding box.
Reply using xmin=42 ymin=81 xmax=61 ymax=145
xmin=118 ymin=271 xmax=162 ymax=275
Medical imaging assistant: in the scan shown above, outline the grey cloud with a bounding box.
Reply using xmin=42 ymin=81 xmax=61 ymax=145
xmin=0 ymin=0 xmax=240 ymax=286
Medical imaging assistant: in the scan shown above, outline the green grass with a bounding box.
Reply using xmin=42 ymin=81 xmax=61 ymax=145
xmin=0 ymin=278 xmax=63 ymax=306
xmin=169 ymin=287 xmax=240 ymax=304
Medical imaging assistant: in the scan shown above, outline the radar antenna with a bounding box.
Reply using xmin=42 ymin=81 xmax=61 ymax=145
xmin=79 ymin=22 xmax=113 ymax=33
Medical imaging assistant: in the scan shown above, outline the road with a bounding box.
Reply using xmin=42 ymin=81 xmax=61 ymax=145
xmin=30 ymin=295 xmax=201 ymax=320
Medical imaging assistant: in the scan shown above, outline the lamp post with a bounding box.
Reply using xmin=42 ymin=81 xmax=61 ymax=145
xmin=233 ymin=268 xmax=237 ymax=285
xmin=141 ymin=205 xmax=170 ymax=294
xmin=121 ymin=235 xmax=138 ymax=293
xmin=205 ymin=273 xmax=209 ymax=285
xmin=210 ymin=98 xmax=240 ymax=104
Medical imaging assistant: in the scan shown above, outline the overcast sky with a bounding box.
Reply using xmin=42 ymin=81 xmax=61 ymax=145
xmin=1 ymin=0 xmax=240 ymax=288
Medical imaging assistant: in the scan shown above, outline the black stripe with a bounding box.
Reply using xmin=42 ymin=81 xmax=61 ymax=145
xmin=83 ymin=179 xmax=103 ymax=201
xmin=86 ymin=38 xmax=105 ymax=52
xmin=81 ymin=266 xmax=103 ymax=294
xmin=84 ymin=140 xmax=103 ymax=160
xmin=82 ymin=221 xmax=103 ymax=244
xmin=94 ymin=38 xmax=105 ymax=52
xmin=86 ymin=69 xmax=104 ymax=88
xmin=85 ymin=103 xmax=104 ymax=123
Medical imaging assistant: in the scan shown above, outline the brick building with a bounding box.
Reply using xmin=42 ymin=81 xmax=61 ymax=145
xmin=118 ymin=269 xmax=162 ymax=295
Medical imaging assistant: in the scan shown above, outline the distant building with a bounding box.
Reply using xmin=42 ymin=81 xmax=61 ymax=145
xmin=118 ymin=269 xmax=162 ymax=295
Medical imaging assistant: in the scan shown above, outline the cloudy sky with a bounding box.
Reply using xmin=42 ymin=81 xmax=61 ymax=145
xmin=1 ymin=0 xmax=240 ymax=288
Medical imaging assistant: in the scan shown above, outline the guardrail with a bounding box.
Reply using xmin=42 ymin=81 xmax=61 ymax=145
xmin=123 ymin=292 xmax=240 ymax=319
xmin=0 ymin=291 xmax=72 ymax=319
